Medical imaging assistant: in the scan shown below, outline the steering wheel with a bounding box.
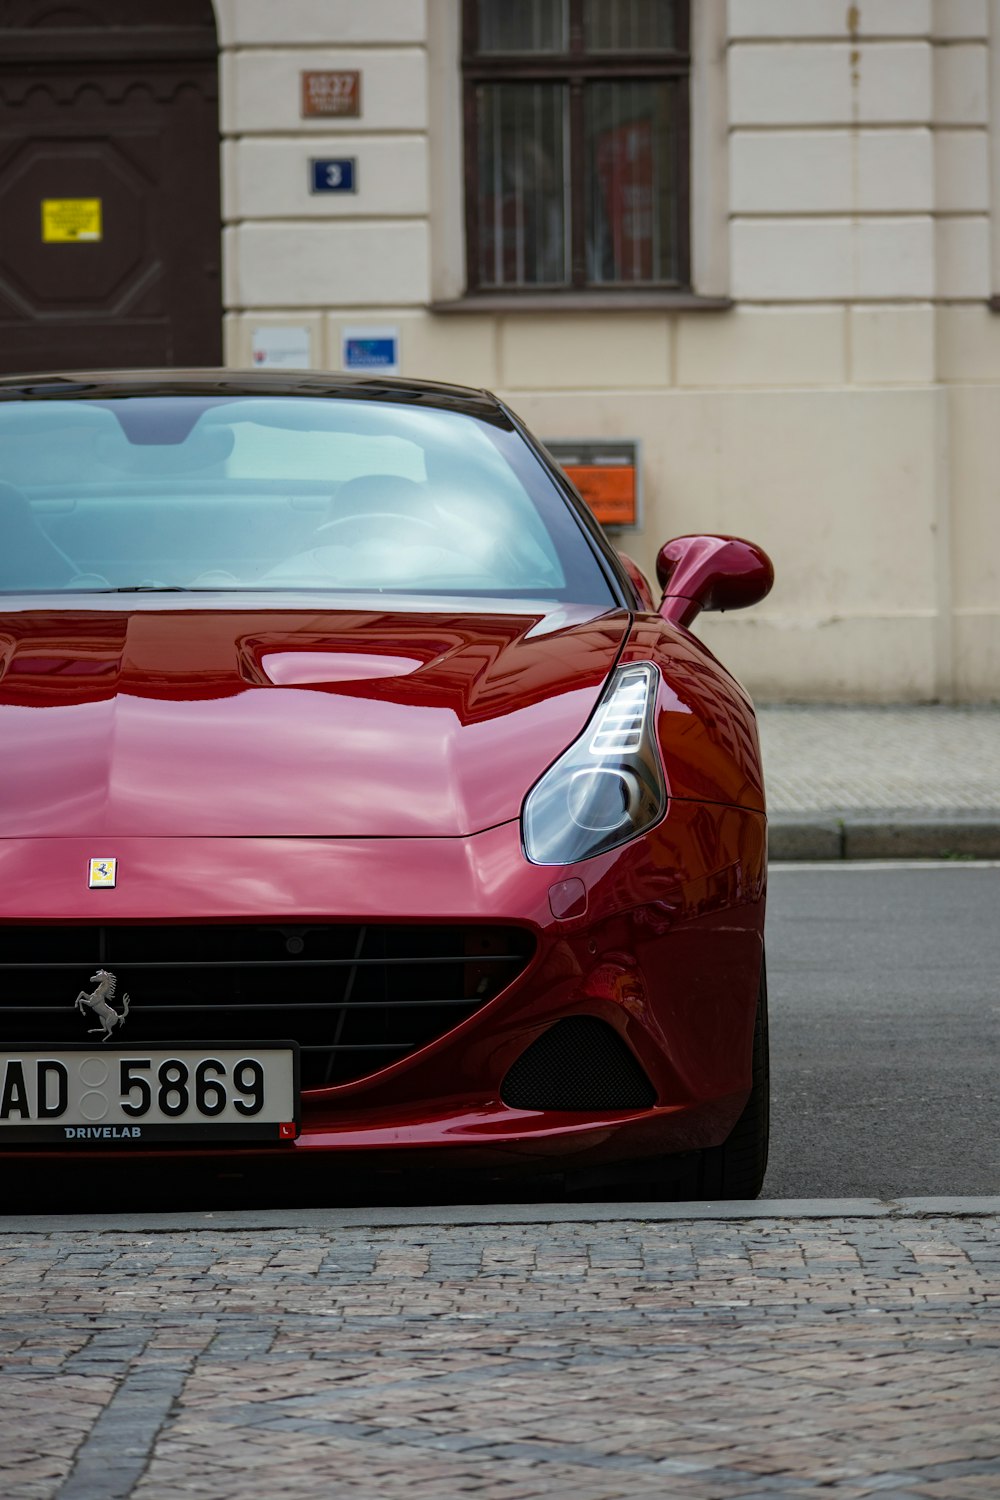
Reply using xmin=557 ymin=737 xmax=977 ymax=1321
xmin=64 ymin=574 xmax=111 ymax=589
xmin=314 ymin=511 xmax=439 ymax=539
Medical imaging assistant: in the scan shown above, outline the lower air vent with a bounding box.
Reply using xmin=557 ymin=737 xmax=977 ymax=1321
xmin=500 ymin=1017 xmax=656 ymax=1111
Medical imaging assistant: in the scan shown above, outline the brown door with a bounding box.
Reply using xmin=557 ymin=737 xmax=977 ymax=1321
xmin=0 ymin=0 xmax=222 ymax=374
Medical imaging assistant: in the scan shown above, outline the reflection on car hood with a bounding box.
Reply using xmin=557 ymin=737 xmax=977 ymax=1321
xmin=0 ymin=602 xmax=630 ymax=837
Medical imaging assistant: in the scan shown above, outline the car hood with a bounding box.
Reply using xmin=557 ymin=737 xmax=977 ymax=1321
xmin=0 ymin=601 xmax=630 ymax=838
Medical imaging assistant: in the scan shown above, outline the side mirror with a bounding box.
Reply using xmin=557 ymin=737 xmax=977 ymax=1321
xmin=656 ymin=534 xmax=773 ymax=628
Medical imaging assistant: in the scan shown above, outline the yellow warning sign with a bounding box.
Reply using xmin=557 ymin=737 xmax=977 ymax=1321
xmin=41 ymin=198 xmax=103 ymax=243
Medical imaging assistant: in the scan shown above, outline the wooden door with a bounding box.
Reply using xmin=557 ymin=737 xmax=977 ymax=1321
xmin=0 ymin=0 xmax=222 ymax=374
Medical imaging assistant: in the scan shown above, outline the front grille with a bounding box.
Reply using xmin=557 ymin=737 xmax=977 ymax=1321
xmin=0 ymin=924 xmax=535 ymax=1089
xmin=501 ymin=1017 xmax=656 ymax=1111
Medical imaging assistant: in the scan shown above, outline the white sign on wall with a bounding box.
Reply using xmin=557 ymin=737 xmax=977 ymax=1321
xmin=251 ymin=325 xmax=313 ymax=369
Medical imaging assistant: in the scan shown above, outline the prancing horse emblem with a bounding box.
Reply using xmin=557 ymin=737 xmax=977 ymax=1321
xmin=75 ymin=969 xmax=130 ymax=1041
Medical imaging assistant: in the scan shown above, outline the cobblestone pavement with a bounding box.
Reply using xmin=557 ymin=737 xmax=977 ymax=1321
xmin=2 ymin=1212 xmax=999 ymax=1499
xmin=757 ymin=705 xmax=1000 ymax=816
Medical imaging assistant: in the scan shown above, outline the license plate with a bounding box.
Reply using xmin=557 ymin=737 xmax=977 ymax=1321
xmin=0 ymin=1045 xmax=300 ymax=1144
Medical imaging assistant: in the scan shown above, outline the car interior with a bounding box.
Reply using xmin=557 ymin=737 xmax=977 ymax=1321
xmin=0 ymin=398 xmax=582 ymax=598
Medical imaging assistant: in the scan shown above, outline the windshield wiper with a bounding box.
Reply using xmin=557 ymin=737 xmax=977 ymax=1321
xmin=96 ymin=585 xmax=192 ymax=593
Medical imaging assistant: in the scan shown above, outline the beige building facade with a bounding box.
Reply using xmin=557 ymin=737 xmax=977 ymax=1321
xmin=217 ymin=0 xmax=1000 ymax=703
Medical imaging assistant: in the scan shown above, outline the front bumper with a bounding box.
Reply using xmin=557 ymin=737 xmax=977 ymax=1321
xmin=0 ymin=796 xmax=766 ymax=1171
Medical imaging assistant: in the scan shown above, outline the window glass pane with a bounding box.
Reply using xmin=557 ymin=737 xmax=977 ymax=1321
xmin=583 ymin=0 xmax=679 ymax=52
xmin=476 ymin=0 xmax=568 ymax=54
xmin=585 ymin=81 xmax=679 ymax=284
xmin=476 ymin=83 xmax=569 ymax=288
xmin=0 ymin=396 xmax=619 ymax=602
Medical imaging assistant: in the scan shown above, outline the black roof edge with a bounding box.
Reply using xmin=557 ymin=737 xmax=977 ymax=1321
xmin=0 ymin=369 xmax=505 ymax=420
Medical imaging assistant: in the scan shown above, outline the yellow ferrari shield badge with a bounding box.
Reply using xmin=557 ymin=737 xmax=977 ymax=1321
xmin=88 ymin=858 xmax=117 ymax=889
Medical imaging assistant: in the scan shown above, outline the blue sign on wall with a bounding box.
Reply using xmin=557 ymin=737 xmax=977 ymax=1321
xmin=342 ymin=333 xmax=399 ymax=374
xmin=309 ymin=158 xmax=357 ymax=194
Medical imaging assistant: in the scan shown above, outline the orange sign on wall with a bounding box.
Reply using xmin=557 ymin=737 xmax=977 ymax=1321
xmin=544 ymin=440 xmax=641 ymax=529
xmin=562 ymin=464 xmax=637 ymax=527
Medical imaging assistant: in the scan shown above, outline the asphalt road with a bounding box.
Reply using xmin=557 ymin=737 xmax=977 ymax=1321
xmin=763 ymin=863 xmax=1000 ymax=1199
xmin=4 ymin=863 xmax=996 ymax=1214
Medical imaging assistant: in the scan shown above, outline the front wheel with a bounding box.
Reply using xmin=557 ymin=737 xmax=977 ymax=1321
xmin=695 ymin=960 xmax=770 ymax=1200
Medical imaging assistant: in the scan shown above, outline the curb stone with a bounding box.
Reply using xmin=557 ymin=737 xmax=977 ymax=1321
xmin=767 ymin=817 xmax=843 ymax=860
xmin=768 ymin=813 xmax=1000 ymax=861
xmin=2 ymin=1196 xmax=1000 ymax=1234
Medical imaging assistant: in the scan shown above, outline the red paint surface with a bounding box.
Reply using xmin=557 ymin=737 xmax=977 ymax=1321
xmin=0 ymin=602 xmax=763 ymax=836
xmin=0 ymin=800 xmax=765 ymax=1166
xmin=0 ymin=596 xmax=768 ymax=1173
xmin=615 ymin=551 xmax=656 ymax=612
xmin=657 ymin=535 xmax=775 ymax=628
xmin=0 ymin=605 xmax=628 ymax=838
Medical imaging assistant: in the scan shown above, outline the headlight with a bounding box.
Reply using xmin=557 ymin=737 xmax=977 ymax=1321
xmin=522 ymin=662 xmax=666 ymax=865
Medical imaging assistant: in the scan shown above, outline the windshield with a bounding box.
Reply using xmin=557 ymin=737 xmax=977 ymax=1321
xmin=0 ymin=394 xmax=614 ymax=604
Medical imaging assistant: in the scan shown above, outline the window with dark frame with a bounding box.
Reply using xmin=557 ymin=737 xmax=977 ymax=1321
xmin=463 ymin=0 xmax=691 ymax=294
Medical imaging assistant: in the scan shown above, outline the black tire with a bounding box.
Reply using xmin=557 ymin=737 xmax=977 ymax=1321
xmin=695 ymin=959 xmax=770 ymax=1200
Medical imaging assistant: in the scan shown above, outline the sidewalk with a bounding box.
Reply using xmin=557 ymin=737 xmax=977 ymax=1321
xmin=757 ymin=704 xmax=1000 ymax=859
xmin=3 ymin=1204 xmax=998 ymax=1500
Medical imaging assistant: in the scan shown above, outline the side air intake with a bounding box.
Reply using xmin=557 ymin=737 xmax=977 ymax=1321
xmin=500 ymin=1017 xmax=657 ymax=1111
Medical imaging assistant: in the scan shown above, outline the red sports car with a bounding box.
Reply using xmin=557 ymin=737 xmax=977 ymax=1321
xmin=0 ymin=372 xmax=773 ymax=1198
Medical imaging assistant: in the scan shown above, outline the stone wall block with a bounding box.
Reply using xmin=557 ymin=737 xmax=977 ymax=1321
xmin=729 ymin=43 xmax=932 ymax=126
xmin=229 ymin=222 xmax=430 ymax=308
xmin=936 ymin=305 xmax=1000 ymax=379
xmin=214 ymin=0 xmax=427 ymax=47
xmin=857 ymin=218 xmax=936 ymax=297
xmin=731 ymin=130 xmax=933 ymax=213
xmin=225 ymin=138 xmax=428 ymax=221
xmin=223 ymin=49 xmax=428 ymax=134
xmin=728 ymin=0 xmax=932 ymax=39
xmin=931 ymin=0 xmax=988 ymax=38
xmin=676 ymin=307 xmax=846 ymax=386
xmin=933 ymin=42 xmax=989 ymax=124
xmin=849 ymin=305 xmax=935 ymax=383
xmin=499 ymin=314 xmax=671 ymax=390
xmin=934 ymin=130 xmax=990 ymax=211
xmin=935 ymin=217 xmax=991 ymax=297
xmin=732 ymin=218 xmax=934 ymax=299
